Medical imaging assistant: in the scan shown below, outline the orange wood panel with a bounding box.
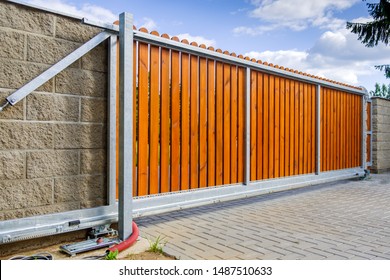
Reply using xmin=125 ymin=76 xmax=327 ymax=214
xmin=190 ymin=55 xmax=199 ymax=189
xmin=353 ymin=94 xmax=357 ymax=167
xmin=330 ymin=89 xmax=336 ymax=171
xmin=320 ymin=88 xmax=324 ymax=171
xmin=306 ymin=84 xmax=312 ymax=173
xmin=311 ymin=85 xmax=316 ymax=173
xmin=333 ymin=90 xmax=338 ymax=169
xmin=360 ymin=96 xmax=363 ymax=165
xmin=355 ymin=95 xmax=360 ymax=167
xmin=298 ymin=82 xmax=304 ymax=174
xmin=181 ymin=53 xmax=190 ymax=190
xmin=237 ymin=67 xmax=245 ymax=182
xmin=250 ymin=70 xmax=257 ymax=181
xmin=149 ymin=45 xmax=159 ymax=194
xmin=160 ymin=47 xmax=170 ymax=193
xmin=230 ymin=65 xmax=238 ymax=183
xmin=357 ymin=96 xmax=361 ymax=166
xmin=171 ymin=49 xmax=180 ymax=192
xmin=347 ymin=94 xmax=353 ymax=167
xmin=340 ymin=92 xmax=345 ymax=169
xmin=284 ymin=79 xmax=290 ymax=176
xmin=326 ymin=89 xmax=331 ymax=171
xmin=294 ymin=81 xmax=299 ymax=175
xmin=257 ymin=71 xmax=263 ymax=180
xmin=354 ymin=94 xmax=358 ymax=167
xmin=289 ymin=80 xmax=295 ymax=175
xmin=269 ymin=75 xmax=275 ymax=178
xmin=274 ymin=76 xmax=280 ymax=178
xmin=350 ymin=93 xmax=354 ymax=168
xmin=199 ymin=57 xmax=208 ymax=188
xmin=207 ymin=60 xmax=216 ymax=186
xmin=263 ymin=74 xmax=269 ymax=179
xmin=223 ymin=63 xmax=231 ymax=184
xmin=352 ymin=94 xmax=356 ymax=167
xmin=353 ymin=95 xmax=360 ymax=167
xmin=280 ymin=77 xmax=285 ymax=177
xmin=216 ymin=61 xmax=223 ymax=185
xmin=333 ymin=90 xmax=338 ymax=170
xmin=359 ymin=96 xmax=362 ymax=166
xmin=336 ymin=90 xmax=341 ymax=170
xmin=366 ymin=101 xmax=371 ymax=131
xmin=303 ymin=83 xmax=308 ymax=174
xmin=133 ymin=42 xmax=137 ymax=196
xmin=137 ymin=42 xmax=149 ymax=196
xmin=366 ymin=134 xmax=371 ymax=164
xmin=344 ymin=92 xmax=349 ymax=169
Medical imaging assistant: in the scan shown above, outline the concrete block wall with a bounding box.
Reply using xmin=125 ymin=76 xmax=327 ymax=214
xmin=371 ymin=97 xmax=390 ymax=173
xmin=0 ymin=1 xmax=109 ymax=221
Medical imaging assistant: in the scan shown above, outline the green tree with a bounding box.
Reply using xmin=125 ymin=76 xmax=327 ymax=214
xmin=369 ymin=82 xmax=390 ymax=98
xmin=347 ymin=0 xmax=390 ymax=78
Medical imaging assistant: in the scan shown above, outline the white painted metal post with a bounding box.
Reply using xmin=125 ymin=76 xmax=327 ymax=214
xmin=245 ymin=67 xmax=251 ymax=185
xmin=316 ymin=84 xmax=321 ymax=174
xmin=118 ymin=12 xmax=134 ymax=240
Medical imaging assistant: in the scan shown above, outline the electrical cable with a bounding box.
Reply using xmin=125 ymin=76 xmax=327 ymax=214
xmin=82 ymin=253 xmax=108 ymax=260
xmin=9 ymin=252 xmax=53 ymax=260
xmin=107 ymin=221 xmax=139 ymax=254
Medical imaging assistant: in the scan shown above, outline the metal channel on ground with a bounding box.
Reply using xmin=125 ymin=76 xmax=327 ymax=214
xmin=132 ymin=168 xmax=365 ymax=218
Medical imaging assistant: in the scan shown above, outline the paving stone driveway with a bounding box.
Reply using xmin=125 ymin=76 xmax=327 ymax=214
xmin=135 ymin=174 xmax=390 ymax=260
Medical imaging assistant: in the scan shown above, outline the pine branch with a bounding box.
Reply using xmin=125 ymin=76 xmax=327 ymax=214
xmin=375 ymin=64 xmax=390 ymax=78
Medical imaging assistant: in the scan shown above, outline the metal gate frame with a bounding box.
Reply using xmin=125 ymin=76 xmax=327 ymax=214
xmin=0 ymin=2 xmax=371 ymax=245
xmin=0 ymin=10 xmax=134 ymax=244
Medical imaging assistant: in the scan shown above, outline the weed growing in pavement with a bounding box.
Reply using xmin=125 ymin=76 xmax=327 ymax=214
xmin=147 ymin=235 xmax=167 ymax=254
xmin=105 ymin=249 xmax=119 ymax=260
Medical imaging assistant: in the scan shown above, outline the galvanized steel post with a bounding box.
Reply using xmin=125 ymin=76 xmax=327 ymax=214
xmin=118 ymin=12 xmax=134 ymax=240
xmin=107 ymin=34 xmax=118 ymax=206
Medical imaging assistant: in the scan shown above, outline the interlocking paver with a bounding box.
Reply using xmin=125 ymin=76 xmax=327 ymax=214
xmin=136 ymin=173 xmax=390 ymax=260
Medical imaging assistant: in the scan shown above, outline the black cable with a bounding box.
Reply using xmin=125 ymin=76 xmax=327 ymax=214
xmin=82 ymin=252 xmax=108 ymax=260
xmin=9 ymin=252 xmax=53 ymax=260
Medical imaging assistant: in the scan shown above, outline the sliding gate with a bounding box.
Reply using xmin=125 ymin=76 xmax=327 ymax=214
xmin=130 ymin=25 xmax=371 ymax=215
xmin=0 ymin=11 xmax=371 ymax=244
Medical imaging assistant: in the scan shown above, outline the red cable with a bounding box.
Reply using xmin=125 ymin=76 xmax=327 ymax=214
xmin=107 ymin=221 xmax=139 ymax=253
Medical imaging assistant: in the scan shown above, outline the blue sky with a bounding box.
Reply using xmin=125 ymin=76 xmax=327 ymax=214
xmin=25 ymin=0 xmax=390 ymax=92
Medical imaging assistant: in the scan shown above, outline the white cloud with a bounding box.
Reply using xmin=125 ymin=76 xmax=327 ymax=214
xmin=234 ymin=0 xmax=360 ymax=34
xmin=246 ymin=50 xmax=308 ymax=68
xmin=243 ymin=21 xmax=390 ymax=87
xmin=176 ymin=33 xmax=216 ymax=48
xmin=136 ymin=17 xmax=157 ymax=31
xmin=249 ymin=0 xmax=357 ymax=22
xmin=233 ymin=23 xmax=302 ymax=36
xmin=25 ymin=0 xmax=117 ymax=23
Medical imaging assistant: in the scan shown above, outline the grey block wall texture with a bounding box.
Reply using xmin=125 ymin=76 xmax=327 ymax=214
xmin=371 ymin=97 xmax=390 ymax=173
xmin=0 ymin=1 xmax=109 ymax=221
